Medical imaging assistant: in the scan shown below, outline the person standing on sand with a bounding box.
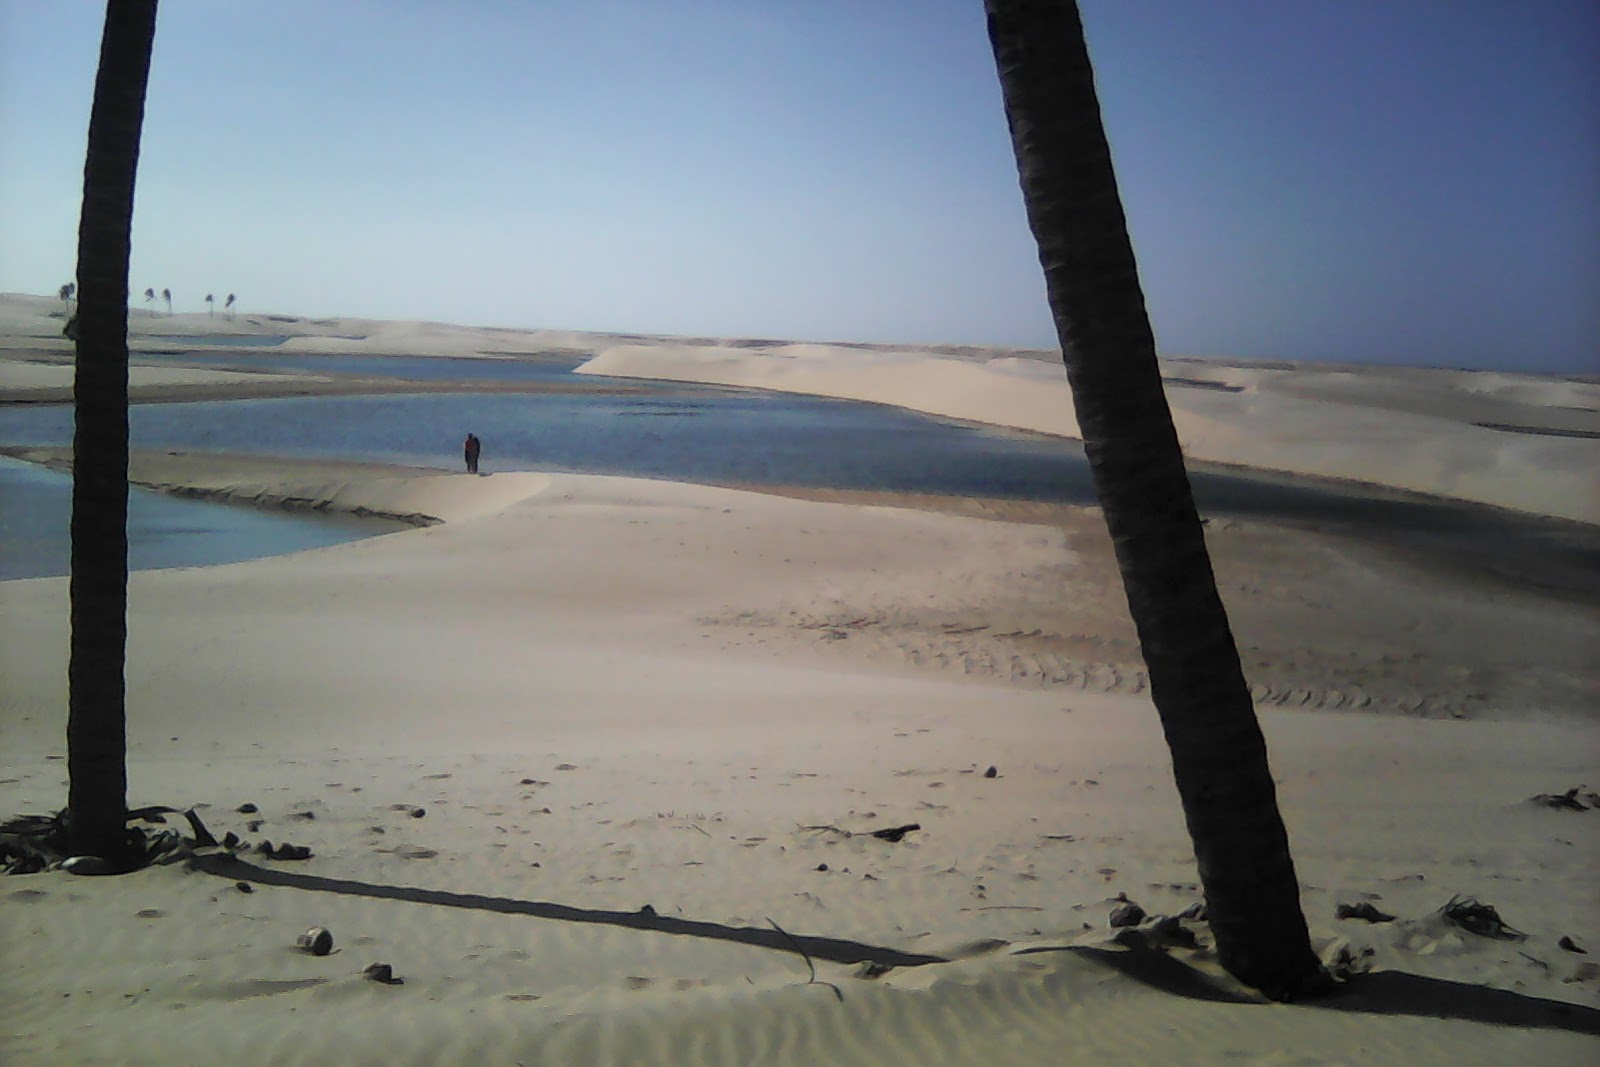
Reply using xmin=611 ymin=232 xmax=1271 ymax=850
xmin=464 ymin=433 xmax=481 ymax=474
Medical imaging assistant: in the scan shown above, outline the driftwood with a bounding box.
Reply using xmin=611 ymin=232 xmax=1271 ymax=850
xmin=0 ymin=804 xmax=297 ymax=874
xmin=799 ymin=822 xmax=921 ymax=843
xmin=1530 ymin=786 xmax=1598 ymax=811
xmin=1335 ymin=901 xmax=1396 ymax=923
xmin=1441 ymin=896 xmax=1526 ymax=941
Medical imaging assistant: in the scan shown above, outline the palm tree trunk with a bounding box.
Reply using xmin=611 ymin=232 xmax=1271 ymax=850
xmin=68 ymin=0 xmax=159 ymax=867
xmin=983 ymin=0 xmax=1324 ymax=997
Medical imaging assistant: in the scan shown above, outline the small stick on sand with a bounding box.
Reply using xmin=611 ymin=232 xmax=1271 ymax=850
xmin=766 ymin=917 xmax=844 ymax=1002
xmin=798 ymin=822 xmax=921 ymax=842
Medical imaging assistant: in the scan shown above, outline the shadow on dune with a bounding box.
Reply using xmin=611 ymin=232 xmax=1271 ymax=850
xmin=1016 ymin=943 xmax=1262 ymax=1004
xmin=1021 ymin=943 xmax=1600 ymax=1036
xmin=193 ymin=855 xmax=1600 ymax=1036
xmin=193 ymin=853 xmax=946 ymax=969
xmin=1313 ymin=970 xmax=1600 ymax=1036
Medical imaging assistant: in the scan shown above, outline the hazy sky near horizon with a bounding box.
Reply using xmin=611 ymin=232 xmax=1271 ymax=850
xmin=2 ymin=1 xmax=1595 ymax=373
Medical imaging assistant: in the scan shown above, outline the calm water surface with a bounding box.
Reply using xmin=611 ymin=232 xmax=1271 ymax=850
xmin=0 ymin=455 xmax=405 ymax=581
xmin=3 ymin=359 xmax=1595 ymax=595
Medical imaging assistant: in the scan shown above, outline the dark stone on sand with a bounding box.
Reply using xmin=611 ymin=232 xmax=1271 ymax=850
xmin=867 ymin=823 xmax=920 ymax=842
xmin=408 ymin=807 xmax=426 ymax=819
xmin=1559 ymin=935 xmax=1587 ymax=954
xmin=816 ymin=863 xmax=829 ymax=872
xmin=1336 ymin=901 xmax=1396 ymax=923
xmin=296 ymin=927 xmax=333 ymax=956
xmin=259 ymin=841 xmax=312 ymax=861
xmin=236 ymin=803 xmax=258 ymax=814
xmin=1530 ymin=787 xmax=1597 ymax=811
xmin=984 ymin=766 xmax=998 ymax=779
xmin=235 ymin=881 xmax=253 ymax=893
xmin=1148 ymin=915 xmax=1199 ymax=948
xmin=1109 ymin=901 xmax=1146 ymax=928
xmin=363 ymin=962 xmax=403 ymax=985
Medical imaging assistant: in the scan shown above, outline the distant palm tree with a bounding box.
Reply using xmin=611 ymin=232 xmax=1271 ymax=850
xmin=161 ymin=286 xmax=170 ymax=315
xmin=983 ymin=0 xmax=1324 ymax=998
xmin=68 ymin=0 xmax=160 ymax=869
xmin=59 ymin=282 xmax=77 ymax=312
xmin=205 ymin=292 xmax=214 ymax=315
xmin=224 ymin=292 xmax=235 ymax=318
xmin=143 ymin=286 xmax=154 ymax=313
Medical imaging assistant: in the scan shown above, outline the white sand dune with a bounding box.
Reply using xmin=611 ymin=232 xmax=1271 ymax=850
xmin=576 ymin=343 xmax=1600 ymax=524
xmin=3 ymin=466 xmax=1597 ymax=1065
xmin=2 ymin=293 xmax=1598 ymax=1064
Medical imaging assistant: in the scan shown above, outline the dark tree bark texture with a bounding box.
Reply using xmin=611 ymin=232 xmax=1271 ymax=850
xmin=983 ymin=0 xmax=1324 ymax=997
xmin=68 ymin=0 xmax=159 ymax=868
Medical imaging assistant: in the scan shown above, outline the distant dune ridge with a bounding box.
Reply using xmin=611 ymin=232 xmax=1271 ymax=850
xmin=2 ymin=292 xmax=1597 ymax=1065
xmin=6 ymin=290 xmax=1594 ymax=522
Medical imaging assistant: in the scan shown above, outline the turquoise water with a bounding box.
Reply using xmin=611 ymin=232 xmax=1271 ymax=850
xmin=0 ymin=455 xmax=406 ymax=581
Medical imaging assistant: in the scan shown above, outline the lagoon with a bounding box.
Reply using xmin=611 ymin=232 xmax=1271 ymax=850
xmin=2 ymin=361 xmax=1595 ymax=595
xmin=0 ymin=455 xmax=406 ymax=581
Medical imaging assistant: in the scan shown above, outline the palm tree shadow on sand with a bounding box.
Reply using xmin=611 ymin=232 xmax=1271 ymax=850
xmin=198 ymin=855 xmax=1600 ymax=1036
xmin=1013 ymin=943 xmax=1600 ymax=1036
xmin=193 ymin=853 xmax=944 ymax=969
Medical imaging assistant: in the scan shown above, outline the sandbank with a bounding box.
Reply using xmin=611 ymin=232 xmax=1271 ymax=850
xmin=575 ymin=344 xmax=1600 ymax=525
xmin=5 ymin=290 xmax=1596 ymax=524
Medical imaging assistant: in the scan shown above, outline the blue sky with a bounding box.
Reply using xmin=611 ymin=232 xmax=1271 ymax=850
xmin=2 ymin=1 xmax=1595 ymax=373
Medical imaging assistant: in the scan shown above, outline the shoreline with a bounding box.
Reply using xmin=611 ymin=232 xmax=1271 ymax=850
xmin=9 ymin=437 xmax=1598 ymax=605
xmin=6 ymin=284 xmax=1598 ymax=524
xmin=4 ymin=351 xmax=1596 ymax=533
xmin=575 ymin=343 xmax=1600 ymax=525
xmin=6 ymin=445 xmax=1596 ymax=722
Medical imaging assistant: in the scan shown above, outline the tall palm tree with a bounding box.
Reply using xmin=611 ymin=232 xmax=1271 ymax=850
xmin=161 ymin=286 xmax=171 ymax=315
xmin=68 ymin=0 xmax=160 ymax=869
xmin=59 ymin=282 xmax=77 ymax=311
xmin=205 ymin=292 xmax=214 ymax=315
xmin=224 ymin=292 xmax=235 ymax=318
xmin=143 ymin=286 xmax=155 ymax=313
xmin=983 ymin=1 xmax=1323 ymax=998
